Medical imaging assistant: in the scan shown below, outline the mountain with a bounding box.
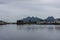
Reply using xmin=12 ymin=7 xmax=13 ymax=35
xmin=21 ymin=16 xmax=43 ymax=22
xmin=45 ymin=16 xmax=55 ymax=22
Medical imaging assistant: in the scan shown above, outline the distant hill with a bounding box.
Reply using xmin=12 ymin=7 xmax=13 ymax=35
xmin=45 ymin=16 xmax=55 ymax=22
xmin=21 ymin=16 xmax=43 ymax=22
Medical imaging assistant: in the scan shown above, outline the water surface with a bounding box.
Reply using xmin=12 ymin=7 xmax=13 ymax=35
xmin=0 ymin=24 xmax=60 ymax=40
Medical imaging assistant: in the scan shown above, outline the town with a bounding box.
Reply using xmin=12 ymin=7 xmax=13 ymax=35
xmin=0 ymin=16 xmax=60 ymax=25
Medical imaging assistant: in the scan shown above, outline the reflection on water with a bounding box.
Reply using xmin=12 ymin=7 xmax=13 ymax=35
xmin=0 ymin=24 xmax=60 ymax=40
xmin=17 ymin=25 xmax=41 ymax=32
xmin=17 ymin=25 xmax=60 ymax=32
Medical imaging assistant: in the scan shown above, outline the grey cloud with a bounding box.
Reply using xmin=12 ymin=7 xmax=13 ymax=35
xmin=0 ymin=0 xmax=60 ymax=22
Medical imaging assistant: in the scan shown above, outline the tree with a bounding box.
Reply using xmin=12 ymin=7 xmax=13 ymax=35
xmin=17 ymin=20 xmax=24 ymax=24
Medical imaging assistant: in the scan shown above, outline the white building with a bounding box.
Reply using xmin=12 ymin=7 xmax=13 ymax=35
xmin=56 ymin=18 xmax=60 ymax=23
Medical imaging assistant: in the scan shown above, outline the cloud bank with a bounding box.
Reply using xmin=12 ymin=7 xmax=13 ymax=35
xmin=0 ymin=0 xmax=60 ymax=22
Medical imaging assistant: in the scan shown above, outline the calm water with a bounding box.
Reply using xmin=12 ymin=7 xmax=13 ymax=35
xmin=0 ymin=24 xmax=60 ymax=40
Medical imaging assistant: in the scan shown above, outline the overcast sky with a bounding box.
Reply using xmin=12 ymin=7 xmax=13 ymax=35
xmin=0 ymin=0 xmax=60 ymax=22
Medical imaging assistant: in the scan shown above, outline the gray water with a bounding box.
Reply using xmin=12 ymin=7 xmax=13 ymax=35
xmin=0 ymin=24 xmax=60 ymax=40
